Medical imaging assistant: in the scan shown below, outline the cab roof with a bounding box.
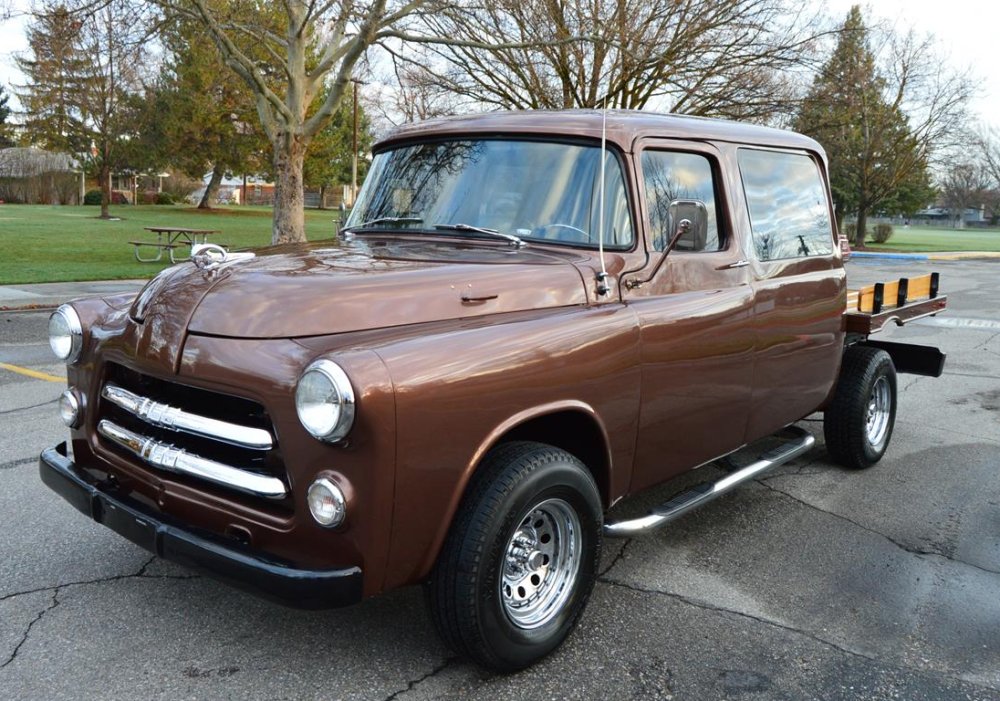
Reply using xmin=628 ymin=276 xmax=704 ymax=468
xmin=376 ymin=109 xmax=825 ymax=155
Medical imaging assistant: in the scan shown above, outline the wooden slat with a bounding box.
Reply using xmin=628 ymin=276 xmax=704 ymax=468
xmin=907 ymin=273 xmax=932 ymax=300
xmin=847 ymin=273 xmax=936 ymax=314
xmin=857 ymin=284 xmax=875 ymax=313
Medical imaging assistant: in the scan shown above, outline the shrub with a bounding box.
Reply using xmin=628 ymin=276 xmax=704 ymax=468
xmin=842 ymin=222 xmax=856 ymax=240
xmin=83 ymin=189 xmax=102 ymax=205
xmin=156 ymin=192 xmax=174 ymax=205
xmin=872 ymin=223 xmax=893 ymax=244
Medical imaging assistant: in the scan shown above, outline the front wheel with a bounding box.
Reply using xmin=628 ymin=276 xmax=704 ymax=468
xmin=427 ymin=442 xmax=602 ymax=671
xmin=824 ymin=346 xmax=897 ymax=469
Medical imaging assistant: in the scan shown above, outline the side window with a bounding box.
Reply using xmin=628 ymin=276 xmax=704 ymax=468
xmin=738 ymin=149 xmax=834 ymax=262
xmin=641 ymin=150 xmax=721 ymax=252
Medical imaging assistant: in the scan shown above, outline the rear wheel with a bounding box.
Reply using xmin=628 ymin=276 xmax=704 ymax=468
xmin=427 ymin=441 xmax=602 ymax=671
xmin=824 ymin=346 xmax=897 ymax=469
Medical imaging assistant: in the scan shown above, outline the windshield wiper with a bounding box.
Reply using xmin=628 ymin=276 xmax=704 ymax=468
xmin=433 ymin=223 xmax=526 ymax=248
xmin=342 ymin=216 xmax=423 ymax=233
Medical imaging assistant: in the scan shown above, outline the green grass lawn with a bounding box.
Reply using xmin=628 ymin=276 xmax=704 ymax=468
xmin=864 ymin=225 xmax=1000 ymax=253
xmin=2 ymin=206 xmax=998 ymax=284
xmin=0 ymin=204 xmax=341 ymax=284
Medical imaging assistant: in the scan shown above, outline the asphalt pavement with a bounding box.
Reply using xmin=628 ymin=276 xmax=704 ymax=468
xmin=1 ymin=259 xmax=998 ymax=700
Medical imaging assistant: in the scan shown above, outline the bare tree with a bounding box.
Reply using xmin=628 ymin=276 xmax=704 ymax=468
xmin=383 ymin=0 xmax=825 ymax=120
xmin=981 ymin=126 xmax=1000 ymax=187
xmin=941 ymin=161 xmax=990 ymax=228
xmin=382 ymin=61 xmax=460 ymax=125
xmin=74 ymin=0 xmax=151 ymax=218
xmin=136 ymin=0 xmax=461 ymax=244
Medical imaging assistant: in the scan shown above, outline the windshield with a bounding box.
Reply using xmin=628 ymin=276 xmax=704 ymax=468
xmin=347 ymin=139 xmax=634 ymax=248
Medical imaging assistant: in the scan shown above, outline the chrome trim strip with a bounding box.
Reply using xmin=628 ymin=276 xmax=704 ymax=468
xmin=97 ymin=420 xmax=287 ymax=499
xmin=603 ymin=426 xmax=815 ymax=537
xmin=102 ymin=384 xmax=273 ymax=450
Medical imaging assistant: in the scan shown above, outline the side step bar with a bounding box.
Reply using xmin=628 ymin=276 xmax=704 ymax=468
xmin=603 ymin=426 xmax=815 ymax=537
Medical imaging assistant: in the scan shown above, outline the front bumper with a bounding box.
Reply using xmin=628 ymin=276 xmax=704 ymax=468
xmin=39 ymin=443 xmax=362 ymax=609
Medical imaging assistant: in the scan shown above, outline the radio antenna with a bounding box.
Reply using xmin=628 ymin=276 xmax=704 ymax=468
xmin=596 ymin=101 xmax=610 ymax=296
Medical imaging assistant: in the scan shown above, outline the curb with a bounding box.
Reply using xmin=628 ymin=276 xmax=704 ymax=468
xmin=850 ymin=250 xmax=1000 ymax=261
xmin=849 ymin=251 xmax=929 ymax=261
xmin=927 ymin=251 xmax=1000 ymax=261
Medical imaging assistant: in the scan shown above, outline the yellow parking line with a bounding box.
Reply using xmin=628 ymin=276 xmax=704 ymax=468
xmin=0 ymin=362 xmax=66 ymax=384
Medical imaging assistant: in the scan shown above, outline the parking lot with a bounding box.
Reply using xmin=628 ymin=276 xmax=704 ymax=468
xmin=2 ymin=258 xmax=998 ymax=700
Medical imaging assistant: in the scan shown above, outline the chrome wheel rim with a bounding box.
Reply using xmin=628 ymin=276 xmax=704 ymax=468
xmin=500 ymin=498 xmax=582 ymax=630
xmin=865 ymin=376 xmax=891 ymax=448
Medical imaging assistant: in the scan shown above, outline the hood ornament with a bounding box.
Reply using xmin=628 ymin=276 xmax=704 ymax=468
xmin=191 ymin=243 xmax=255 ymax=270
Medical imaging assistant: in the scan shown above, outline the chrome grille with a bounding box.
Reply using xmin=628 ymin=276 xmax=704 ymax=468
xmin=98 ymin=363 xmax=286 ymax=499
xmin=102 ymin=385 xmax=273 ymax=450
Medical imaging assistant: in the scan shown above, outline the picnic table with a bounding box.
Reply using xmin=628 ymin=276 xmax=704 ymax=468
xmin=130 ymin=227 xmax=221 ymax=263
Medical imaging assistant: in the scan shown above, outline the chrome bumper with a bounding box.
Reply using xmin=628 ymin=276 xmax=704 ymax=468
xmin=39 ymin=442 xmax=362 ymax=609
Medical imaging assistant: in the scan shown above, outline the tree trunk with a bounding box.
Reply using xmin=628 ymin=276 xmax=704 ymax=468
xmin=271 ymin=134 xmax=307 ymax=245
xmin=99 ymin=159 xmax=111 ymax=219
xmin=854 ymin=209 xmax=867 ymax=249
xmin=199 ymin=165 xmax=224 ymax=209
xmin=318 ymin=185 xmax=327 ymax=210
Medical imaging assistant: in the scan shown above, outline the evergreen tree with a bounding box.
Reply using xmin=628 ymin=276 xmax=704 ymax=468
xmin=0 ymin=86 xmax=14 ymax=148
xmin=794 ymin=6 xmax=933 ymax=247
xmin=142 ymin=17 xmax=268 ymax=209
xmin=14 ymin=5 xmax=88 ymax=154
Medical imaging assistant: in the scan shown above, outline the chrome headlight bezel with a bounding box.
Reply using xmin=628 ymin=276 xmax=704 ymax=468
xmin=306 ymin=477 xmax=347 ymax=527
xmin=295 ymin=359 xmax=356 ymax=443
xmin=59 ymin=389 xmax=83 ymax=428
xmin=48 ymin=304 xmax=83 ymax=363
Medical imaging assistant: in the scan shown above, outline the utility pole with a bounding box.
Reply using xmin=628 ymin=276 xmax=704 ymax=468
xmin=351 ymin=78 xmax=362 ymax=205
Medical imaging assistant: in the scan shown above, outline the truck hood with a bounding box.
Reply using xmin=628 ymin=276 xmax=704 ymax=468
xmin=133 ymin=238 xmax=590 ymax=341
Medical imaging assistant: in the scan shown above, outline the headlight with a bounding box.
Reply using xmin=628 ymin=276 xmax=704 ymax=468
xmin=48 ymin=305 xmax=83 ymax=363
xmin=295 ymin=359 xmax=356 ymax=442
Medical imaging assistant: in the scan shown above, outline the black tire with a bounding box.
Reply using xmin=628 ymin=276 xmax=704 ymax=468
xmin=427 ymin=441 xmax=602 ymax=671
xmin=824 ymin=346 xmax=897 ymax=469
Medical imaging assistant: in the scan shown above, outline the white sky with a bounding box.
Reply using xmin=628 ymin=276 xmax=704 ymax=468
xmin=1 ymin=0 xmax=997 ymax=128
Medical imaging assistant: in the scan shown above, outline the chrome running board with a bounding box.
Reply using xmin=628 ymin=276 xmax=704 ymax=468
xmin=603 ymin=426 xmax=815 ymax=537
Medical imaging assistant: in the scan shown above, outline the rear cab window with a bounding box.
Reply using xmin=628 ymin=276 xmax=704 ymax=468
xmin=737 ymin=149 xmax=834 ymax=261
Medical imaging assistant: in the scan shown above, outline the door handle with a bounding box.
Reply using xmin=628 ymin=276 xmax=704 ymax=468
xmin=717 ymin=259 xmax=749 ymax=270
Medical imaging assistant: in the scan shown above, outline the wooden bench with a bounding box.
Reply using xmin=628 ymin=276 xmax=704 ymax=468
xmin=129 ymin=240 xmax=182 ymax=263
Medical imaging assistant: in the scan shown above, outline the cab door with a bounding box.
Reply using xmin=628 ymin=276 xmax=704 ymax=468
xmin=735 ymin=147 xmax=846 ymax=441
xmin=625 ymin=141 xmax=755 ymax=494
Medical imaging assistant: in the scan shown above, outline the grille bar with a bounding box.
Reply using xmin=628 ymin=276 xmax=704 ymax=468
xmin=102 ymin=384 xmax=273 ymax=450
xmin=97 ymin=419 xmax=287 ymax=499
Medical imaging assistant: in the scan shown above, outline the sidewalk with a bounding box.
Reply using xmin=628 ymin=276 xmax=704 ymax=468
xmin=0 ymin=279 xmax=147 ymax=311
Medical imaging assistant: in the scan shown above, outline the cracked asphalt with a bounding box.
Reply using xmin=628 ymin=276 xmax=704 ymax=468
xmin=1 ymin=258 xmax=998 ymax=700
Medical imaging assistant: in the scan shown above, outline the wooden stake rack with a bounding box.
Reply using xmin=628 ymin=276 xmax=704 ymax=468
xmin=845 ymin=272 xmax=947 ymax=335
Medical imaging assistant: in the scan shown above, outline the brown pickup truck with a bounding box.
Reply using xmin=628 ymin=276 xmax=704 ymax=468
xmin=40 ymin=110 xmax=947 ymax=671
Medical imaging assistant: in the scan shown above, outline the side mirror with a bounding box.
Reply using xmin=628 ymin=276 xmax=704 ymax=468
xmin=666 ymin=199 xmax=708 ymax=252
xmin=625 ymin=199 xmax=709 ymax=290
